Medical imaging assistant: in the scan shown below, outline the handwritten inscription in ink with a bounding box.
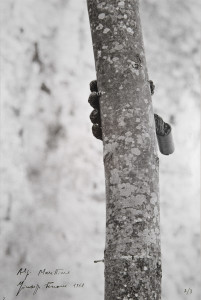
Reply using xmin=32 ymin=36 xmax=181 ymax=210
xmin=184 ymin=288 xmax=192 ymax=295
xmin=16 ymin=268 xmax=84 ymax=296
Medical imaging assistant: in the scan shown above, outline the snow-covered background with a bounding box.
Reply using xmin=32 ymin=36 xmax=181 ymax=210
xmin=0 ymin=0 xmax=200 ymax=299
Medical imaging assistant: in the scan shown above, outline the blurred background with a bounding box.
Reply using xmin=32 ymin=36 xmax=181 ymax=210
xmin=0 ymin=0 xmax=200 ymax=299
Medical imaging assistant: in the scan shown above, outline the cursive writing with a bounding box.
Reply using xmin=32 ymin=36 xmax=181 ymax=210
xmin=16 ymin=267 xmax=84 ymax=296
xmin=38 ymin=268 xmax=70 ymax=276
xmin=17 ymin=268 xmax=31 ymax=276
xmin=16 ymin=273 xmax=40 ymax=296
xmin=44 ymin=282 xmax=84 ymax=289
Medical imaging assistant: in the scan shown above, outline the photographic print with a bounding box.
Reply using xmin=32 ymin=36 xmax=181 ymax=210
xmin=0 ymin=0 xmax=200 ymax=299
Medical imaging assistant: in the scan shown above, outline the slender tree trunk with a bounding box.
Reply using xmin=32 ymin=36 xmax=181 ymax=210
xmin=87 ymin=1 xmax=162 ymax=299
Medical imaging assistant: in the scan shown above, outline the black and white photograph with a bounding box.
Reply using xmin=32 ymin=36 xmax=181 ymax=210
xmin=0 ymin=0 xmax=200 ymax=299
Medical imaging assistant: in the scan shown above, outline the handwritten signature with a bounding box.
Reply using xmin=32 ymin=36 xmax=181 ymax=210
xmin=16 ymin=268 xmax=84 ymax=296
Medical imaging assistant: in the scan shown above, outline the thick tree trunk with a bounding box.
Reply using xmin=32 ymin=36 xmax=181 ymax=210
xmin=87 ymin=1 xmax=161 ymax=299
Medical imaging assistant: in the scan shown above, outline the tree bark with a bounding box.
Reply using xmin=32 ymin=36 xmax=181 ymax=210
xmin=87 ymin=1 xmax=161 ymax=299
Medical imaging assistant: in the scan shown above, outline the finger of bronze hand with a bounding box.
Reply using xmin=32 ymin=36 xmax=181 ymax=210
xmin=92 ymin=124 xmax=102 ymax=140
xmin=149 ymin=80 xmax=155 ymax=95
xmin=90 ymin=80 xmax=98 ymax=92
xmin=90 ymin=109 xmax=101 ymax=125
xmin=88 ymin=92 xmax=100 ymax=109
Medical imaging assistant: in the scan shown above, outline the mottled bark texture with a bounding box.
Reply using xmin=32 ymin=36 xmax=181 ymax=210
xmin=87 ymin=1 xmax=161 ymax=299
